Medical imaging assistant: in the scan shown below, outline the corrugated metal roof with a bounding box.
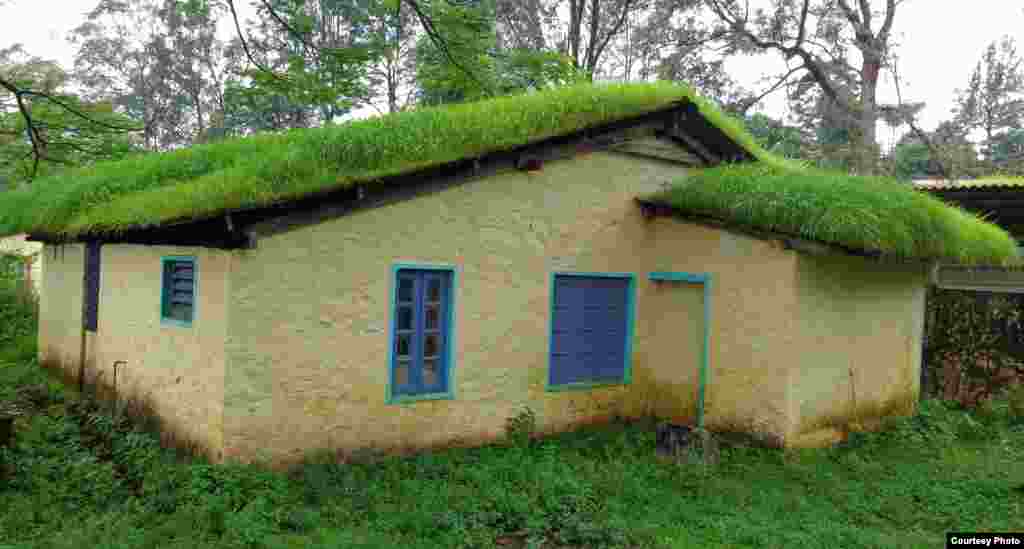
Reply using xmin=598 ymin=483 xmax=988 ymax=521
xmin=914 ymin=178 xmax=1024 ymax=191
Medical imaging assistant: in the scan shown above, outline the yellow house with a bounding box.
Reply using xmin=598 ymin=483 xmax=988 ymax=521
xmin=0 ymin=234 xmax=42 ymax=296
xmin=2 ymin=83 xmax=1017 ymax=465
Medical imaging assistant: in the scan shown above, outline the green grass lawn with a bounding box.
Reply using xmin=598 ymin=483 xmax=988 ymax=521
xmin=1 ymin=284 xmax=1023 ymax=549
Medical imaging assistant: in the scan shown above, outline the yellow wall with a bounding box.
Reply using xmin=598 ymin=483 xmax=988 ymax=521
xmin=790 ymin=253 xmax=927 ymax=445
xmin=636 ymin=220 xmax=802 ymax=445
xmin=224 ymin=151 xmax=808 ymax=464
xmin=39 ymin=244 xmax=85 ymax=382
xmin=36 ymin=152 xmax=929 ymax=464
xmin=38 ymin=243 xmax=231 ymax=457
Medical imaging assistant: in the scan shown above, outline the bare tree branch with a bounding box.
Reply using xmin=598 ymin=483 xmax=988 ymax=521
xmin=225 ymin=0 xmax=288 ymax=83
xmin=890 ymin=58 xmax=949 ymax=180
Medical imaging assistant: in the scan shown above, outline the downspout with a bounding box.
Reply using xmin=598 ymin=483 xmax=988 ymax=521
xmin=697 ymin=276 xmax=712 ymax=430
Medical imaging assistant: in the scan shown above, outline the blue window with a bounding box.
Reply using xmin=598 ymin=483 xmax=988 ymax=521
xmin=549 ymin=273 xmax=634 ymax=388
xmin=390 ymin=267 xmax=454 ymax=400
xmin=161 ymin=257 xmax=196 ymax=325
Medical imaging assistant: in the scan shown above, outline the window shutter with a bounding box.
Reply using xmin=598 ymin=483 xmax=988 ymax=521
xmin=83 ymin=242 xmax=101 ymax=332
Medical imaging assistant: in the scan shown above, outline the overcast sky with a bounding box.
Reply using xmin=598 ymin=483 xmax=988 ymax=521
xmin=1 ymin=0 xmax=1022 ymax=145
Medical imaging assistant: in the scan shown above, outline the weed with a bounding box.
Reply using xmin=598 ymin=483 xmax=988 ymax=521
xmin=504 ymin=406 xmax=537 ymax=447
xmin=1009 ymin=384 xmax=1024 ymax=424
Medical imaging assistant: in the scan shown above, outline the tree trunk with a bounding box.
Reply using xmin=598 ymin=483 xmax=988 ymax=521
xmin=858 ymin=55 xmax=881 ymax=172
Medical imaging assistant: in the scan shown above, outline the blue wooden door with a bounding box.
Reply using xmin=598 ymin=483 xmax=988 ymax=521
xmin=550 ymin=275 xmax=630 ymax=386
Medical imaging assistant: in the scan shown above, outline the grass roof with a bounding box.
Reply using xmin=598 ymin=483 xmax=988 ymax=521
xmin=0 ymin=82 xmax=779 ymax=239
xmin=643 ymin=163 xmax=1020 ymax=265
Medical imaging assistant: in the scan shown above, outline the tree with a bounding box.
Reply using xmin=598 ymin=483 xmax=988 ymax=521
xmin=361 ymin=0 xmax=420 ymax=114
xmin=414 ymin=0 xmax=498 ymax=104
xmin=989 ymin=128 xmax=1024 ymax=175
xmin=743 ymin=112 xmax=805 ymax=158
xmin=226 ymin=0 xmax=379 ymax=125
xmin=953 ymin=36 xmax=1024 ymax=161
xmin=492 ymin=0 xmax=647 ymax=81
xmin=887 ymin=120 xmax=981 ymax=180
xmin=414 ymin=0 xmax=582 ymax=106
xmin=0 ymin=45 xmax=139 ymax=185
xmin=705 ymin=0 xmax=901 ymax=172
xmin=71 ymin=0 xmax=230 ymax=149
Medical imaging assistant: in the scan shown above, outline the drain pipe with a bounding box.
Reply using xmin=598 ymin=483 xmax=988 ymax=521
xmin=112 ymin=361 xmax=127 ymax=410
xmin=698 ymin=276 xmax=712 ymax=430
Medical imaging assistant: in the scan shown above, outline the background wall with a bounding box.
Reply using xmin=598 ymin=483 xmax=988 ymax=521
xmin=1 ymin=234 xmax=43 ymax=295
xmin=791 ymin=253 xmax=927 ymax=446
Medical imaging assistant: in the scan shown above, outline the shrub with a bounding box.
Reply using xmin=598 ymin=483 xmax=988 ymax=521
xmin=1009 ymin=384 xmax=1024 ymax=424
xmin=504 ymin=407 xmax=537 ymax=447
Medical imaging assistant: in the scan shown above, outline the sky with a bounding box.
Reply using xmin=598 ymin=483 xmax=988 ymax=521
xmin=1 ymin=0 xmax=1022 ymax=148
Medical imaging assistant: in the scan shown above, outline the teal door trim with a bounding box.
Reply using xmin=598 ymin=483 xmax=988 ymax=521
xmin=648 ymin=271 xmax=712 ymax=429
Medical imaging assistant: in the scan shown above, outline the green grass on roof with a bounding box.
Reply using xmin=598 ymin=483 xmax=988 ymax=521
xmin=0 ymin=82 xmax=783 ymax=238
xmin=644 ymin=163 xmax=1019 ymax=265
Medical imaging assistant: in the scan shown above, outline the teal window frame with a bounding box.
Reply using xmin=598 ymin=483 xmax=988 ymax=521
xmin=161 ymin=256 xmax=197 ymax=327
xmin=648 ymin=271 xmax=712 ymax=428
xmin=386 ymin=263 xmax=458 ymax=404
xmin=546 ymin=271 xmax=636 ymax=392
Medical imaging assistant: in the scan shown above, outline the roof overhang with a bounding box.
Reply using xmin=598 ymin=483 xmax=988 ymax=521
xmin=29 ymin=100 xmax=754 ymax=249
xmin=931 ymin=262 xmax=1024 ymax=294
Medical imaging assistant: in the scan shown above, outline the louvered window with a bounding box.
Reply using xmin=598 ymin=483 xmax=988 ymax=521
xmin=161 ymin=258 xmax=196 ymax=325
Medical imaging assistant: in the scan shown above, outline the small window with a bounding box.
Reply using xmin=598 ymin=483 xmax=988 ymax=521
xmin=390 ymin=267 xmax=454 ymax=399
xmin=161 ymin=257 xmax=196 ymax=325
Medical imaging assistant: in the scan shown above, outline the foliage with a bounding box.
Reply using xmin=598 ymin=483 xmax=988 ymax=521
xmin=0 ymin=253 xmax=36 ymax=367
xmin=413 ymin=0 xmax=499 ymax=105
xmin=0 ymin=81 xmax=784 ymax=238
xmin=706 ymin=0 xmax=902 ymax=172
xmin=1 ymin=356 xmax=1023 ymax=548
xmin=953 ymin=35 xmax=1024 ymax=159
xmin=989 ymin=128 xmax=1024 ymax=174
xmin=923 ymin=288 xmax=1024 ymax=407
xmin=504 ymin=406 xmax=537 ymax=447
xmin=70 ymin=0 xmax=227 ymax=150
xmin=2 ymin=290 xmax=1023 ymax=547
xmin=743 ymin=113 xmax=806 ymax=159
xmin=1009 ymin=384 xmax=1024 ymax=424
xmin=644 ymin=163 xmax=1020 ymax=265
xmin=891 ymin=142 xmax=932 ymax=179
xmin=234 ymin=0 xmax=377 ymax=124
xmin=0 ymin=44 xmax=139 ymax=186
xmin=891 ymin=121 xmax=987 ymax=180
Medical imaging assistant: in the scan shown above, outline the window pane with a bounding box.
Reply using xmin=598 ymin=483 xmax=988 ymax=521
xmin=427 ymin=277 xmax=442 ymax=302
xmin=395 ymin=334 xmax=411 ymax=357
xmin=395 ymin=361 xmax=410 ymax=386
xmin=424 ymin=333 xmax=441 ymax=357
xmin=423 ymin=360 xmax=439 ymax=387
xmin=425 ymin=305 xmax=440 ymax=330
xmin=397 ymin=307 xmax=413 ymax=331
xmin=398 ymin=277 xmax=414 ymax=303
